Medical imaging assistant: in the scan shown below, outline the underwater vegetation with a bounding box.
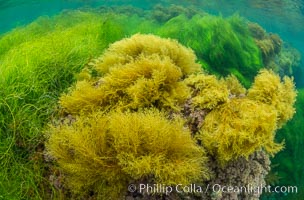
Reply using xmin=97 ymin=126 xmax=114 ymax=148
xmin=248 ymin=22 xmax=282 ymax=68
xmin=184 ymin=74 xmax=229 ymax=110
xmin=277 ymin=44 xmax=302 ymax=76
xmin=248 ymin=22 xmax=302 ymax=86
xmin=157 ymin=14 xmax=263 ymax=87
xmin=45 ymin=34 xmax=296 ymax=199
xmin=150 ymin=4 xmax=201 ymax=22
xmin=0 ymin=5 xmax=301 ymax=200
xmin=0 ymin=11 xmax=108 ymax=199
xmin=265 ymin=89 xmax=304 ymax=200
xmin=201 ymin=98 xmax=280 ymax=164
xmin=46 ymin=110 xmax=208 ymax=199
xmin=247 ymin=70 xmax=296 ymax=128
xmin=0 ymin=9 xmax=167 ymax=198
xmin=60 ymin=34 xmax=200 ymax=114
xmin=199 ymin=69 xmax=296 ymax=164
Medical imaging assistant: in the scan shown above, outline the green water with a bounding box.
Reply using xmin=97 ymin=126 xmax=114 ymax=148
xmin=0 ymin=1 xmax=303 ymax=199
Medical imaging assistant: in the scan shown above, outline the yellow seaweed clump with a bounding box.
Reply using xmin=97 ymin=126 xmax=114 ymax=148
xmin=248 ymin=69 xmax=297 ymax=127
xmin=200 ymin=69 xmax=297 ymax=165
xmin=223 ymin=74 xmax=246 ymax=96
xmin=200 ymin=98 xmax=282 ymax=165
xmin=248 ymin=22 xmax=282 ymax=66
xmin=46 ymin=110 xmax=208 ymax=199
xmin=60 ymin=34 xmax=201 ymax=114
xmin=92 ymin=33 xmax=201 ymax=75
xmin=184 ymin=73 xmax=229 ymax=110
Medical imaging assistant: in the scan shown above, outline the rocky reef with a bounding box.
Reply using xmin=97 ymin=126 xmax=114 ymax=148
xmin=45 ymin=34 xmax=297 ymax=200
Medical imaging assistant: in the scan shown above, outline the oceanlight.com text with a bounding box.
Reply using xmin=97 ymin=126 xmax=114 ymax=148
xmin=128 ymin=183 xmax=298 ymax=195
